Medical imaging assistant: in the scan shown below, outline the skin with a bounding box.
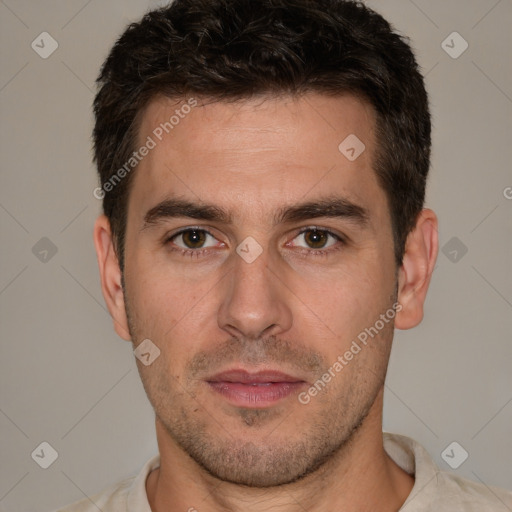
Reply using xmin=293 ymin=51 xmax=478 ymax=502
xmin=94 ymin=93 xmax=438 ymax=511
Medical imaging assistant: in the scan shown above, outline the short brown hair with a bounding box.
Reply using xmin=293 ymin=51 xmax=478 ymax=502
xmin=93 ymin=0 xmax=431 ymax=270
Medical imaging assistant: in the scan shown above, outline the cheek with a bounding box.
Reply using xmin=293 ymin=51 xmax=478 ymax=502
xmin=126 ymin=255 xmax=220 ymax=353
xmin=287 ymin=257 xmax=392 ymax=340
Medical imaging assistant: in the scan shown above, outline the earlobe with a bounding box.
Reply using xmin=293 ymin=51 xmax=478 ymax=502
xmin=395 ymin=209 xmax=438 ymax=330
xmin=93 ymin=215 xmax=132 ymax=341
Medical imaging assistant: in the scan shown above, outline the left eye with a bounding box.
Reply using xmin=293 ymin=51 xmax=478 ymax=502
xmin=291 ymin=229 xmax=339 ymax=250
xmin=171 ymin=229 xmax=219 ymax=249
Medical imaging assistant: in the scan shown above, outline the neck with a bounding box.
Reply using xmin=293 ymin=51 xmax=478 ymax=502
xmin=146 ymin=391 xmax=414 ymax=512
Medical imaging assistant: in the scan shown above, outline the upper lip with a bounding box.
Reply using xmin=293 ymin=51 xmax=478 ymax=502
xmin=206 ymin=369 xmax=305 ymax=384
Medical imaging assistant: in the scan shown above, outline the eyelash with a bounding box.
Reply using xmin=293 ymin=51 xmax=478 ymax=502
xmin=163 ymin=227 xmax=219 ymax=259
xmin=163 ymin=226 xmax=345 ymax=259
xmin=292 ymin=227 xmax=345 ymax=257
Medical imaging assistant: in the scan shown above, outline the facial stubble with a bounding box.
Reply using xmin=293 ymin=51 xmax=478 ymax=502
xmin=123 ymin=285 xmax=394 ymax=488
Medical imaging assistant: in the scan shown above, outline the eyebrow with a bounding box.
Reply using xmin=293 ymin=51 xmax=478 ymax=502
xmin=142 ymin=199 xmax=231 ymax=230
xmin=275 ymin=197 xmax=369 ymax=227
xmin=141 ymin=196 xmax=370 ymax=230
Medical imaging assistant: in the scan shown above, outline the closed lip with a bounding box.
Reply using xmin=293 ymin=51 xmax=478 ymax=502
xmin=206 ymin=369 xmax=306 ymax=384
xmin=205 ymin=368 xmax=307 ymax=408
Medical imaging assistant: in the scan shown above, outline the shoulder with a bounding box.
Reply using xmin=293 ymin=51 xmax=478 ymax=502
xmin=431 ymin=471 xmax=512 ymax=511
xmin=52 ymin=455 xmax=160 ymax=512
xmin=383 ymin=433 xmax=512 ymax=511
xmin=53 ymin=478 xmax=132 ymax=511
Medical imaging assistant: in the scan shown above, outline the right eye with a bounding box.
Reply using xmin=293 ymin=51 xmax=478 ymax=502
xmin=169 ymin=228 xmax=219 ymax=250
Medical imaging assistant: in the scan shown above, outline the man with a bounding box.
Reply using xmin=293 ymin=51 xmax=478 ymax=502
xmin=59 ymin=0 xmax=511 ymax=510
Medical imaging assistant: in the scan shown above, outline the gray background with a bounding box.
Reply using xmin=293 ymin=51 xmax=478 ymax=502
xmin=0 ymin=0 xmax=511 ymax=510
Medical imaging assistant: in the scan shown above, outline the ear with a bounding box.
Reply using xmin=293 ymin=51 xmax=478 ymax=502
xmin=93 ymin=215 xmax=132 ymax=341
xmin=395 ymin=209 xmax=438 ymax=330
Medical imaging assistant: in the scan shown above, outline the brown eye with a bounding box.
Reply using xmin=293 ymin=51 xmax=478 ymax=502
xmin=171 ymin=229 xmax=218 ymax=250
xmin=181 ymin=229 xmax=207 ymax=248
xmin=291 ymin=228 xmax=340 ymax=252
xmin=303 ymin=229 xmax=329 ymax=248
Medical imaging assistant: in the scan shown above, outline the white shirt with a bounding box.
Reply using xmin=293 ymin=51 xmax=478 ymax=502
xmin=56 ymin=432 xmax=512 ymax=511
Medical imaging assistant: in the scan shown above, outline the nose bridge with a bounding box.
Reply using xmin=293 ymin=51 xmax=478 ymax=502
xmin=218 ymin=248 xmax=292 ymax=339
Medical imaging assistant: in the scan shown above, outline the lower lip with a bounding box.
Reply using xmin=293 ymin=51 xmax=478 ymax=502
xmin=207 ymin=381 xmax=305 ymax=408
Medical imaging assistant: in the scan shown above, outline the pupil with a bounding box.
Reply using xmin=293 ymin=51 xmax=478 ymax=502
xmin=183 ymin=230 xmax=206 ymax=248
xmin=306 ymin=229 xmax=327 ymax=248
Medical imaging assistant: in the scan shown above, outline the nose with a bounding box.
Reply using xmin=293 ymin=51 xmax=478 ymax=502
xmin=217 ymin=249 xmax=293 ymax=340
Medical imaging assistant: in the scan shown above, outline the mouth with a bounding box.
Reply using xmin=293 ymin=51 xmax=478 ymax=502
xmin=205 ymin=369 xmax=307 ymax=408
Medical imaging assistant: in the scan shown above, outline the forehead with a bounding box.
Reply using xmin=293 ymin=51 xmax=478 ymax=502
xmin=128 ymin=93 xmax=384 ymax=225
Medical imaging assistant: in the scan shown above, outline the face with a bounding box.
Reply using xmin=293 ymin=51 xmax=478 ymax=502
xmin=120 ymin=93 xmax=399 ymax=487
